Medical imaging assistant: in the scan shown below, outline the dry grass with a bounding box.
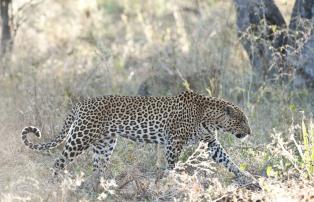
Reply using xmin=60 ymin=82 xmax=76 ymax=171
xmin=1 ymin=0 xmax=314 ymax=201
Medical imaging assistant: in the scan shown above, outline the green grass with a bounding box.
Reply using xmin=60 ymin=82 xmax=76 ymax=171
xmin=301 ymin=118 xmax=314 ymax=176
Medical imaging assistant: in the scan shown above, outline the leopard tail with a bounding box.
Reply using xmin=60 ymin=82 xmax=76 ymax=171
xmin=21 ymin=126 xmax=68 ymax=151
xmin=21 ymin=105 xmax=77 ymax=151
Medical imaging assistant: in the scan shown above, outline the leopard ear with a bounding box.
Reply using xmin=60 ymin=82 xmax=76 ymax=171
xmin=224 ymin=105 xmax=236 ymax=117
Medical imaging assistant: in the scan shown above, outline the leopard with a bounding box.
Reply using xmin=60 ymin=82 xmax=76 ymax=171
xmin=21 ymin=91 xmax=260 ymax=189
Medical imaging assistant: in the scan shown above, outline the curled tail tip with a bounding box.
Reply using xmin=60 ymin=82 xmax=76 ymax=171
xmin=21 ymin=126 xmax=41 ymax=138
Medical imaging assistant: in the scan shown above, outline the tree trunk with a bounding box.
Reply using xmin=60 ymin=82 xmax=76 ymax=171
xmin=1 ymin=0 xmax=12 ymax=55
xmin=288 ymin=0 xmax=314 ymax=87
xmin=233 ymin=0 xmax=287 ymax=85
xmin=233 ymin=0 xmax=314 ymax=88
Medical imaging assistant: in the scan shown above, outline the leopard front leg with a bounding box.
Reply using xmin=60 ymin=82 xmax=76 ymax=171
xmin=208 ymin=140 xmax=261 ymax=190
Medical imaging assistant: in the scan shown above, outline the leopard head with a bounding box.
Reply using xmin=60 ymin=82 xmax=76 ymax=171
xmin=218 ymin=105 xmax=251 ymax=138
xmin=201 ymin=101 xmax=251 ymax=139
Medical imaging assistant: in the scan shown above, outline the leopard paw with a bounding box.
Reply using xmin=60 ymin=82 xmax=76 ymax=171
xmin=236 ymin=171 xmax=262 ymax=191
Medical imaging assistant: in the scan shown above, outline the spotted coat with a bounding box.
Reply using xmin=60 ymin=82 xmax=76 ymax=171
xmin=21 ymin=91 xmax=258 ymax=188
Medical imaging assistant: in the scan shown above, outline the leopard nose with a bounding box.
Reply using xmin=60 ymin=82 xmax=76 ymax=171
xmin=247 ymin=128 xmax=251 ymax=135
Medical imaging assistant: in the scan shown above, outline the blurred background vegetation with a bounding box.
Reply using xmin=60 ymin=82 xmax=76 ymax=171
xmin=0 ymin=0 xmax=313 ymax=201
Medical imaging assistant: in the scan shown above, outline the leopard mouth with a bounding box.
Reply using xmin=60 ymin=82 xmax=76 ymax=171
xmin=235 ymin=133 xmax=247 ymax=138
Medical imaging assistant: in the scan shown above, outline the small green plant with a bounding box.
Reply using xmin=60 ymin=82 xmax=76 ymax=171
xmin=266 ymin=165 xmax=278 ymax=177
xmin=300 ymin=118 xmax=314 ymax=176
xmin=266 ymin=116 xmax=314 ymax=179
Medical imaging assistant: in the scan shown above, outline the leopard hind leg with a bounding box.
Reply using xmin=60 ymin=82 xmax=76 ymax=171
xmin=82 ymin=133 xmax=117 ymax=191
xmin=92 ymin=134 xmax=117 ymax=176
xmin=51 ymin=121 xmax=94 ymax=181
